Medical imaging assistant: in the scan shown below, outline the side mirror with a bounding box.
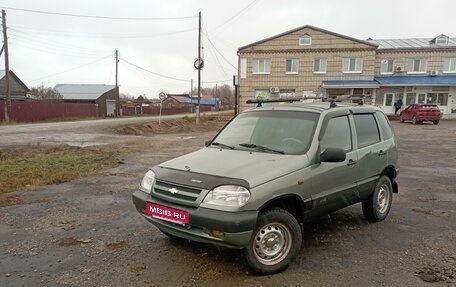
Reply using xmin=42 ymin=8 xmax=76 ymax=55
xmin=320 ymin=147 xmax=346 ymax=163
xmin=205 ymin=140 xmax=212 ymax=147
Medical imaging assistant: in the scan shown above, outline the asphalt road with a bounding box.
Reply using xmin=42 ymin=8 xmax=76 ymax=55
xmin=0 ymin=119 xmax=455 ymax=287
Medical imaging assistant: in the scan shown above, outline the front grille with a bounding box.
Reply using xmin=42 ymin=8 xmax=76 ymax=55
xmin=153 ymin=180 xmax=203 ymax=205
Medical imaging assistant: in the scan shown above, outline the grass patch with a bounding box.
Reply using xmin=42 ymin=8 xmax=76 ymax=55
xmin=0 ymin=145 xmax=122 ymax=194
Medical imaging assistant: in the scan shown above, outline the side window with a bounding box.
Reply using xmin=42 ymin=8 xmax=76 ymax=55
xmin=353 ymin=114 xmax=381 ymax=148
xmin=320 ymin=116 xmax=352 ymax=152
xmin=375 ymin=111 xmax=393 ymax=140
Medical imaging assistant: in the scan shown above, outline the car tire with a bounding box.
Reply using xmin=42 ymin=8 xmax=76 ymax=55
xmin=412 ymin=116 xmax=418 ymax=125
xmin=362 ymin=176 xmax=393 ymax=222
xmin=399 ymin=115 xmax=405 ymax=123
xmin=433 ymin=120 xmax=439 ymax=125
xmin=242 ymin=208 xmax=302 ymax=275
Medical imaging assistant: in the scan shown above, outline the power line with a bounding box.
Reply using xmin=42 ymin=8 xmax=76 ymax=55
xmin=9 ymin=31 xmax=110 ymax=56
xmin=0 ymin=6 xmax=197 ymax=21
xmin=121 ymin=57 xmax=231 ymax=84
xmin=27 ymin=54 xmax=113 ymax=83
xmin=10 ymin=38 xmax=109 ymax=59
xmin=201 ymin=23 xmax=237 ymax=71
xmin=213 ymin=0 xmax=259 ymax=31
xmin=9 ymin=25 xmax=197 ymax=39
xmin=121 ymin=58 xmax=190 ymax=82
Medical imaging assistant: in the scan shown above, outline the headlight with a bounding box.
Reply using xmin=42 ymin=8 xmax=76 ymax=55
xmin=203 ymin=185 xmax=250 ymax=207
xmin=140 ymin=170 xmax=155 ymax=194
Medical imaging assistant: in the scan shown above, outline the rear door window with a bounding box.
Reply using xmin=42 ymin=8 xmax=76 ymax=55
xmin=375 ymin=111 xmax=393 ymax=140
xmin=353 ymin=114 xmax=380 ymax=148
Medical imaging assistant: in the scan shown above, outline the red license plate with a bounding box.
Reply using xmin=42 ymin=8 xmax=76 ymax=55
xmin=145 ymin=202 xmax=189 ymax=225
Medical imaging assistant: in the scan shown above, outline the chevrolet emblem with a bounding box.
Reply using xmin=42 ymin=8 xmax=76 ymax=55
xmin=168 ymin=187 xmax=179 ymax=194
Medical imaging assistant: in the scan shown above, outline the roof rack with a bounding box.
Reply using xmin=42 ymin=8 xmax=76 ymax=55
xmin=246 ymin=98 xmax=300 ymax=107
xmin=246 ymin=95 xmax=365 ymax=108
xmin=349 ymin=95 xmax=365 ymax=105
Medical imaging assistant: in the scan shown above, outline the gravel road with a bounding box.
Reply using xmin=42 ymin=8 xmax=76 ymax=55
xmin=0 ymin=118 xmax=455 ymax=287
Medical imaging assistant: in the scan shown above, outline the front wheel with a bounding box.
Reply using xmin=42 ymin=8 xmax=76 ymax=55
xmin=412 ymin=116 xmax=418 ymax=125
xmin=399 ymin=115 xmax=405 ymax=123
xmin=362 ymin=176 xmax=393 ymax=222
xmin=433 ymin=120 xmax=439 ymax=125
xmin=243 ymin=209 xmax=302 ymax=275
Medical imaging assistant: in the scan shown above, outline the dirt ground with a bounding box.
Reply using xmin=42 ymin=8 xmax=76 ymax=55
xmin=1 ymin=117 xmax=455 ymax=287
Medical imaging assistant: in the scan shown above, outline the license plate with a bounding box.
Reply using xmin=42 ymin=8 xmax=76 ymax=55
xmin=145 ymin=202 xmax=189 ymax=225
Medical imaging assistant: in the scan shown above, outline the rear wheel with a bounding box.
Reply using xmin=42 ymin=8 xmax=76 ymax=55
xmin=399 ymin=115 xmax=405 ymax=123
xmin=412 ymin=116 xmax=418 ymax=125
xmin=362 ymin=176 xmax=393 ymax=222
xmin=243 ymin=208 xmax=302 ymax=275
xmin=433 ymin=120 xmax=439 ymax=125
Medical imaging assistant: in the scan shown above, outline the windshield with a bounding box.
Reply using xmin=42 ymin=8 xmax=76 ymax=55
xmin=211 ymin=110 xmax=319 ymax=155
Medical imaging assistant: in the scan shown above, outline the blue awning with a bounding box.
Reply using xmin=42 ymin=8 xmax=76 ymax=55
xmin=322 ymin=80 xmax=379 ymax=88
xmin=375 ymin=75 xmax=456 ymax=86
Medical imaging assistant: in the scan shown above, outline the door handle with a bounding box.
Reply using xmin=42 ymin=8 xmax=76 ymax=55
xmin=347 ymin=159 xmax=357 ymax=166
xmin=378 ymin=150 xmax=386 ymax=156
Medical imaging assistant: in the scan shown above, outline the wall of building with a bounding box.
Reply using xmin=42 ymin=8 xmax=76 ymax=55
xmin=96 ymin=88 xmax=117 ymax=117
xmin=0 ymin=76 xmax=28 ymax=97
xmin=374 ymin=50 xmax=456 ymax=75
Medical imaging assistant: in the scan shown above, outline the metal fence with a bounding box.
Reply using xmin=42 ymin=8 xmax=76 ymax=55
xmin=0 ymin=101 xmax=98 ymax=122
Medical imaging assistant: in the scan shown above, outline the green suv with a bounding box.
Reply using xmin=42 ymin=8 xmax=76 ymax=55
xmin=132 ymin=101 xmax=399 ymax=275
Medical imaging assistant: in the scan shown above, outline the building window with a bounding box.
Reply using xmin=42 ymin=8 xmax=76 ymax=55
xmin=313 ymin=58 xmax=327 ymax=73
xmin=299 ymin=35 xmax=311 ymax=46
xmin=285 ymin=59 xmax=299 ymax=74
xmin=436 ymin=37 xmax=448 ymax=45
xmin=443 ymin=58 xmax=456 ymax=73
xmin=252 ymin=59 xmax=271 ymax=74
xmin=240 ymin=58 xmax=247 ymax=78
xmin=408 ymin=58 xmax=427 ymax=73
xmin=342 ymin=58 xmax=363 ymax=73
xmin=380 ymin=59 xmax=394 ymax=74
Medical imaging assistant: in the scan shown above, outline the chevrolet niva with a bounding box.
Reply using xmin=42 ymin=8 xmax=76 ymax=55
xmin=132 ymin=99 xmax=399 ymax=275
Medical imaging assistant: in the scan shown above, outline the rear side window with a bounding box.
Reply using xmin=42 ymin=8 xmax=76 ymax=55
xmin=353 ymin=114 xmax=380 ymax=148
xmin=321 ymin=116 xmax=352 ymax=152
xmin=375 ymin=111 xmax=393 ymax=140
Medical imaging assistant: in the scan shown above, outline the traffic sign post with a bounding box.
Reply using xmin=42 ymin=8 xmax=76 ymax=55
xmin=158 ymin=92 xmax=166 ymax=125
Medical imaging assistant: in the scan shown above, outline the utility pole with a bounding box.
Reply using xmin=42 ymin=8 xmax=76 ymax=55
xmin=2 ymin=9 xmax=11 ymax=122
xmin=115 ymin=50 xmax=120 ymax=117
xmin=215 ymin=84 xmax=218 ymax=110
xmin=196 ymin=11 xmax=201 ymax=124
xmin=190 ymin=79 xmax=193 ymax=97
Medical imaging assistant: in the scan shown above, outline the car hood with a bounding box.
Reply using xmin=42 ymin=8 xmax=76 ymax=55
xmin=159 ymin=147 xmax=309 ymax=188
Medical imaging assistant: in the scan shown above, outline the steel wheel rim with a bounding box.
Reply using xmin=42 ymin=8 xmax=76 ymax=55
xmin=377 ymin=184 xmax=391 ymax=214
xmin=253 ymin=222 xmax=292 ymax=266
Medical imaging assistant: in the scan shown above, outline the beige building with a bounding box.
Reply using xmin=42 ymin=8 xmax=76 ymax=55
xmin=237 ymin=25 xmax=456 ymax=117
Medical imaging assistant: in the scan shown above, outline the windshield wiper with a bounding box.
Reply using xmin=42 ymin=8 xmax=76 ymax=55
xmin=239 ymin=143 xmax=285 ymax=154
xmin=211 ymin=142 xmax=235 ymax=150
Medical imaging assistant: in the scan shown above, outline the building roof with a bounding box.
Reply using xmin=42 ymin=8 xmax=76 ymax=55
xmin=54 ymin=84 xmax=116 ymax=100
xmin=239 ymin=25 xmax=378 ymax=51
xmin=166 ymin=94 xmax=217 ymax=106
xmin=367 ymin=38 xmax=456 ymax=49
xmin=322 ymin=80 xmax=380 ymax=89
xmin=375 ymin=75 xmax=456 ymax=86
xmin=0 ymin=70 xmax=30 ymax=92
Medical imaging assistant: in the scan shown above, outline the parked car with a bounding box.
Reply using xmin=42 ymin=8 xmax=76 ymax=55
xmin=399 ymin=104 xmax=442 ymax=125
xmin=132 ymin=100 xmax=399 ymax=275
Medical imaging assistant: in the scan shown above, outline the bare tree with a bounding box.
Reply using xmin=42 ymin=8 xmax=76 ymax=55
xmin=30 ymin=86 xmax=63 ymax=102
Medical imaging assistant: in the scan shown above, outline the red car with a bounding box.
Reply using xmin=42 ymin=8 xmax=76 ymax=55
xmin=399 ymin=104 xmax=442 ymax=125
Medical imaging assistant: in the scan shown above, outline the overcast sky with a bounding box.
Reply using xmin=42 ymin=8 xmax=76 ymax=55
xmin=1 ymin=0 xmax=455 ymax=99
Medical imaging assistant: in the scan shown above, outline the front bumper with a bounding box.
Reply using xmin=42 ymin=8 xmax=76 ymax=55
xmin=132 ymin=190 xmax=258 ymax=249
